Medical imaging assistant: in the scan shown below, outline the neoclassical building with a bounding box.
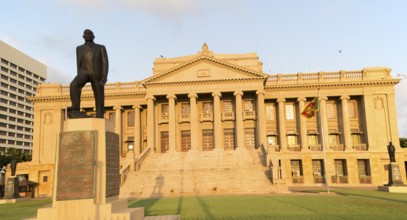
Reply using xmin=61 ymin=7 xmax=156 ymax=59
xmin=14 ymin=44 xmax=406 ymax=197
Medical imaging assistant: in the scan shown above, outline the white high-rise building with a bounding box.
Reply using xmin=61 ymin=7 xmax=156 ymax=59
xmin=0 ymin=41 xmax=47 ymax=153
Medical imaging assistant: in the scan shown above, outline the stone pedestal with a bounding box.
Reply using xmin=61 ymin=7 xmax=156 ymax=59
xmin=378 ymin=162 xmax=407 ymax=193
xmin=3 ymin=177 xmax=19 ymax=199
xmin=35 ymin=118 xmax=143 ymax=220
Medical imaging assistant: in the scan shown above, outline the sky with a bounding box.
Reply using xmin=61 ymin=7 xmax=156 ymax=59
xmin=2 ymin=0 xmax=407 ymax=137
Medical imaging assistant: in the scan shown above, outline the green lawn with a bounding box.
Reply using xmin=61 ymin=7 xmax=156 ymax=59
xmin=1 ymin=189 xmax=406 ymax=220
xmin=0 ymin=198 xmax=51 ymax=220
xmin=129 ymin=189 xmax=407 ymax=220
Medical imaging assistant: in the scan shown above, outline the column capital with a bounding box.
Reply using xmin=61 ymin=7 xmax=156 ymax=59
xmin=166 ymin=94 xmax=177 ymax=100
xmin=188 ymin=93 xmax=198 ymax=99
xmin=297 ymin=97 xmax=306 ymax=102
xmin=319 ymin=96 xmax=328 ymax=101
xmin=113 ymin=105 xmax=122 ymax=110
xmin=212 ymin=91 xmax=222 ymax=97
xmin=340 ymin=95 xmax=350 ymax=100
xmin=132 ymin=104 xmax=142 ymax=110
xmin=234 ymin=91 xmax=243 ymax=96
xmin=145 ymin=95 xmax=156 ymax=101
xmin=277 ymin=98 xmax=286 ymax=103
xmin=256 ymin=90 xmax=265 ymax=96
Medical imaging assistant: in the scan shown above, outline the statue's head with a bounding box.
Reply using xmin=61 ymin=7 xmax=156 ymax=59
xmin=83 ymin=29 xmax=95 ymax=42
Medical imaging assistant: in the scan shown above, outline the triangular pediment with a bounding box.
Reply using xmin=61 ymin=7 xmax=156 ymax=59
xmin=142 ymin=55 xmax=267 ymax=85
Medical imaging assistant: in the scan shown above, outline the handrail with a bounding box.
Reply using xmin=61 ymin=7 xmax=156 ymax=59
xmin=135 ymin=147 xmax=151 ymax=171
xmin=119 ymin=162 xmax=131 ymax=185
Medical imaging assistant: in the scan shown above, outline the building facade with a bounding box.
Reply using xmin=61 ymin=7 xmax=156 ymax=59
xmin=21 ymin=44 xmax=406 ymax=197
xmin=0 ymin=41 xmax=47 ymax=153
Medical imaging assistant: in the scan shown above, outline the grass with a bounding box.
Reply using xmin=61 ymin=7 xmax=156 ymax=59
xmin=129 ymin=189 xmax=407 ymax=220
xmin=1 ymin=189 xmax=406 ymax=220
xmin=0 ymin=198 xmax=51 ymax=220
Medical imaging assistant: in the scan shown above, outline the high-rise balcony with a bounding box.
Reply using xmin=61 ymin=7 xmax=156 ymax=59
xmin=221 ymin=112 xmax=234 ymax=121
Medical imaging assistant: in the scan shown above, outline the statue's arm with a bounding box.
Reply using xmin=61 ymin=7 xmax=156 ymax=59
xmin=101 ymin=45 xmax=108 ymax=84
xmin=76 ymin=46 xmax=81 ymax=74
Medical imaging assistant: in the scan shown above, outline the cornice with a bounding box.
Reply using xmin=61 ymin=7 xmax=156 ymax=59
xmin=264 ymin=80 xmax=399 ymax=90
xmin=145 ymin=77 xmax=264 ymax=86
xmin=29 ymin=92 xmax=146 ymax=103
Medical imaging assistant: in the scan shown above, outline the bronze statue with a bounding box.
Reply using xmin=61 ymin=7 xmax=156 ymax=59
xmin=69 ymin=29 xmax=109 ymax=118
xmin=387 ymin=142 xmax=396 ymax=162
xmin=10 ymin=159 xmax=17 ymax=176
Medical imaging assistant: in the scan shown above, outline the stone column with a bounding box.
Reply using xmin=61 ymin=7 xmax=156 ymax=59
xmin=340 ymin=95 xmax=352 ymax=151
xmin=297 ymin=97 xmax=309 ymax=151
xmin=188 ymin=93 xmax=198 ymax=151
xmin=167 ymin=94 xmax=177 ymax=152
xmin=277 ymin=98 xmax=287 ymax=151
xmin=146 ymin=95 xmax=156 ymax=151
xmin=212 ymin=92 xmax=222 ymax=149
xmin=114 ymin=105 xmax=123 ymax=156
xmin=234 ymin=91 xmax=244 ymax=149
xmin=133 ymin=105 xmax=142 ymax=156
xmin=256 ymin=90 xmax=267 ymax=149
xmin=319 ymin=96 xmax=330 ymax=151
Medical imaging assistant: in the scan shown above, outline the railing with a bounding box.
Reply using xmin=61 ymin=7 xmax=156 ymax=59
xmin=178 ymin=113 xmax=190 ymax=123
xmin=353 ymin=144 xmax=367 ymax=151
xmin=120 ymin=162 xmax=131 ymax=185
xmin=135 ymin=147 xmax=151 ymax=171
xmin=200 ymin=112 xmax=213 ymax=122
xmin=309 ymin=145 xmax=322 ymax=151
xmin=288 ymin=145 xmax=300 ymax=152
xmin=331 ymin=176 xmax=348 ymax=184
xmin=221 ymin=112 xmax=235 ymax=121
xmin=313 ymin=176 xmax=325 ymax=184
xmin=359 ymin=175 xmax=372 ymax=184
xmin=292 ymin=176 xmax=304 ymax=184
xmin=243 ymin=111 xmax=256 ymax=120
xmin=268 ymin=145 xmax=280 ymax=152
xmin=331 ymin=144 xmax=344 ymax=151
xmin=266 ymin=70 xmax=366 ymax=84
xmin=158 ymin=114 xmax=169 ymax=124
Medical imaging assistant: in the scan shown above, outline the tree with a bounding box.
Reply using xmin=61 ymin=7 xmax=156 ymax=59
xmin=0 ymin=148 xmax=32 ymax=168
xmin=400 ymin=138 xmax=407 ymax=148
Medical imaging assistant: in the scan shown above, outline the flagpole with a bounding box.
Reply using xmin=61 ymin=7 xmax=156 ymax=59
xmin=318 ymin=88 xmax=330 ymax=193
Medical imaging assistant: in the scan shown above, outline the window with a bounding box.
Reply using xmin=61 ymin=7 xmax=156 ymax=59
xmin=287 ymin=134 xmax=297 ymax=146
xmin=108 ymin=112 xmax=115 ymax=124
xmin=127 ymin=111 xmax=135 ymax=127
xmin=328 ymin=130 xmax=339 ymax=146
xmin=202 ymin=102 xmax=212 ymax=113
xmin=223 ymin=101 xmax=233 ymax=113
xmin=161 ymin=104 xmax=169 ymax=115
xmin=244 ymin=100 xmax=254 ymax=112
xmin=351 ymin=134 xmax=360 ymax=145
xmin=334 ymin=159 xmax=347 ymax=176
xmin=357 ymin=159 xmax=371 ymax=176
xmin=268 ymin=135 xmax=277 ymax=145
xmin=327 ymin=102 xmax=336 ymax=119
xmin=1 ymin=58 xmax=8 ymax=65
xmin=265 ymin=103 xmax=275 ymax=120
xmin=348 ymin=101 xmax=357 ymax=118
xmin=181 ymin=103 xmax=190 ymax=114
xmin=285 ymin=103 xmax=295 ymax=120
xmin=308 ymin=134 xmax=318 ymax=146
xmin=312 ymin=160 xmax=324 ymax=176
xmin=291 ymin=160 xmax=303 ymax=182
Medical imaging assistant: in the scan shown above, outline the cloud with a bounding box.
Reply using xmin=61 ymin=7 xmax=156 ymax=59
xmin=61 ymin=0 xmax=243 ymax=23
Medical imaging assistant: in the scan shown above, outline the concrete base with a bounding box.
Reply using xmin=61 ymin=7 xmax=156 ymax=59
xmin=378 ymin=186 xmax=407 ymax=193
xmin=34 ymin=198 xmax=143 ymax=220
xmin=0 ymin=199 xmax=16 ymax=204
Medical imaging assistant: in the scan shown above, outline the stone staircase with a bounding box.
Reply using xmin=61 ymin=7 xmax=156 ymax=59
xmin=120 ymin=148 xmax=285 ymax=198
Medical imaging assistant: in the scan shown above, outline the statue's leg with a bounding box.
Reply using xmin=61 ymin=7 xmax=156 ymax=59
xmin=70 ymin=74 xmax=88 ymax=111
xmin=91 ymin=80 xmax=105 ymax=118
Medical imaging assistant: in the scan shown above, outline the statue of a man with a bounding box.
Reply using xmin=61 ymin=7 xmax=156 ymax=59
xmin=69 ymin=29 xmax=109 ymax=118
xmin=387 ymin=142 xmax=396 ymax=163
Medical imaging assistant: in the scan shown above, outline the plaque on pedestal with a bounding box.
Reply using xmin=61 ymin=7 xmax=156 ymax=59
xmin=4 ymin=177 xmax=19 ymax=199
xmin=387 ymin=163 xmax=404 ymax=186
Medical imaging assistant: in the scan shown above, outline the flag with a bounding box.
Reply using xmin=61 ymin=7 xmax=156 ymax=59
xmin=301 ymin=97 xmax=319 ymax=119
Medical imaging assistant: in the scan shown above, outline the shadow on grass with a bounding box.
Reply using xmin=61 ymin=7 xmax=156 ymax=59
xmin=333 ymin=188 xmax=407 ymax=204
xmin=129 ymin=197 xmax=161 ymax=216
